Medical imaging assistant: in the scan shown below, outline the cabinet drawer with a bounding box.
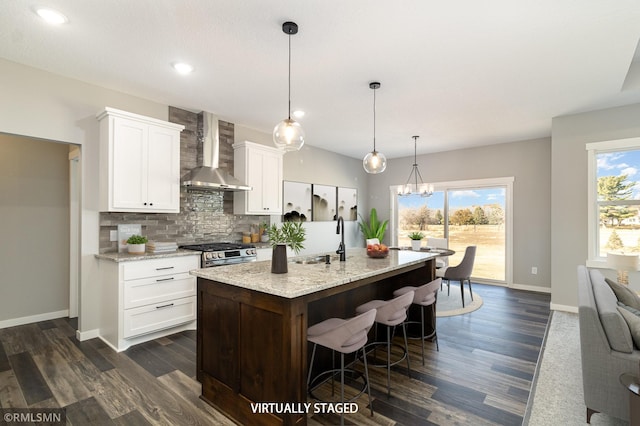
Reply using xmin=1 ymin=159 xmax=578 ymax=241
xmin=123 ymin=256 xmax=199 ymax=281
xmin=124 ymin=274 xmax=195 ymax=309
xmin=123 ymin=296 xmax=196 ymax=338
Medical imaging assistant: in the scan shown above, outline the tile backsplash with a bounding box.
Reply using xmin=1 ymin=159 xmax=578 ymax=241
xmin=99 ymin=107 xmax=268 ymax=252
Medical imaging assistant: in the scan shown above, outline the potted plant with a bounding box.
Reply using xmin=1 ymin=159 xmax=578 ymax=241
xmin=126 ymin=234 xmax=148 ymax=255
xmin=267 ymin=222 xmax=306 ymax=273
xmin=358 ymin=208 xmax=388 ymax=243
xmin=408 ymin=231 xmax=425 ymax=251
xmin=260 ymin=221 xmax=270 ymax=243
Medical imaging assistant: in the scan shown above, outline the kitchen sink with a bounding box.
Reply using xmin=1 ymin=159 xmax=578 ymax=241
xmin=292 ymin=254 xmax=341 ymax=264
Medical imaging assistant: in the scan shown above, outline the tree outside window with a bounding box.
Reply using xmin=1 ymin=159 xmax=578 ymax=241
xmin=595 ymin=149 xmax=640 ymax=257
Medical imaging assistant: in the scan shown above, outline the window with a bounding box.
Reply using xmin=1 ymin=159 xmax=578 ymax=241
xmin=390 ymin=177 xmax=513 ymax=284
xmin=587 ymin=138 xmax=640 ymax=263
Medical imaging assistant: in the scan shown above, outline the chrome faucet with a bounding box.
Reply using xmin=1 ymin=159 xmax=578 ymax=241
xmin=336 ymin=216 xmax=346 ymax=262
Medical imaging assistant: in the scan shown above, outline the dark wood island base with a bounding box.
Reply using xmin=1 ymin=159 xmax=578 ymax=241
xmin=194 ymin=249 xmax=435 ymax=426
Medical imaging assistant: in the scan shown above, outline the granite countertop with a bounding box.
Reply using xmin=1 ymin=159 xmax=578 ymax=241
xmin=95 ymin=249 xmax=201 ymax=262
xmin=190 ymin=248 xmax=436 ymax=299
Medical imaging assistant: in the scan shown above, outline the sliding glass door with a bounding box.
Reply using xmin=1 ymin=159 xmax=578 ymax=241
xmin=391 ymin=178 xmax=511 ymax=284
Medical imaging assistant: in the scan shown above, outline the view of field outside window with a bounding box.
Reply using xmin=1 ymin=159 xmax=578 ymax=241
xmin=396 ymin=187 xmax=506 ymax=281
xmin=596 ymin=149 xmax=640 ymax=257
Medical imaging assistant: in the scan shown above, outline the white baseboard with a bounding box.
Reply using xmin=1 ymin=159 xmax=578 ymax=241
xmin=98 ymin=335 xmax=121 ymax=352
xmin=0 ymin=309 xmax=69 ymax=329
xmin=76 ymin=328 xmax=100 ymax=341
xmin=511 ymin=283 xmax=552 ymax=293
xmin=550 ymin=303 xmax=578 ymax=313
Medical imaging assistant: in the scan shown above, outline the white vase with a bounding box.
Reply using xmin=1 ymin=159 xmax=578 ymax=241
xmin=128 ymin=243 xmax=146 ymax=255
xmin=411 ymin=240 xmax=422 ymax=251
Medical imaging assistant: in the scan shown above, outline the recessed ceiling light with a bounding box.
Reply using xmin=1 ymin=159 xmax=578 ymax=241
xmin=35 ymin=8 xmax=68 ymax=25
xmin=293 ymin=110 xmax=305 ymax=119
xmin=172 ymin=62 xmax=194 ymax=75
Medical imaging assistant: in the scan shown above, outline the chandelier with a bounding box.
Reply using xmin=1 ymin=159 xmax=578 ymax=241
xmin=398 ymin=136 xmax=433 ymax=197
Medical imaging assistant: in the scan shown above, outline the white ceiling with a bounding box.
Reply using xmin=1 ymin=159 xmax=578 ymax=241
xmin=2 ymin=0 xmax=640 ymax=159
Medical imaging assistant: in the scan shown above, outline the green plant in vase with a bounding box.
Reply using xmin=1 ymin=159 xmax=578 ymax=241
xmin=267 ymin=222 xmax=306 ymax=273
xmin=358 ymin=208 xmax=388 ymax=242
xmin=408 ymin=231 xmax=424 ymax=251
xmin=126 ymin=234 xmax=148 ymax=255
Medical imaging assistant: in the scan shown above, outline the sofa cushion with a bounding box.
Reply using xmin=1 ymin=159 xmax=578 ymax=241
xmin=618 ymin=301 xmax=640 ymax=316
xmin=605 ymin=278 xmax=640 ymax=310
xmin=617 ymin=305 xmax=640 ymax=349
xmin=591 ymin=270 xmax=634 ymax=353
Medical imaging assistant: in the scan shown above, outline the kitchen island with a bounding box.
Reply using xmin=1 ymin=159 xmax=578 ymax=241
xmin=191 ymin=248 xmax=436 ymax=426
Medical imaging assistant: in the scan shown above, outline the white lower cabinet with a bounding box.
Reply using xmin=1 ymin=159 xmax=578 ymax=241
xmin=98 ymin=255 xmax=199 ymax=351
xmin=123 ymin=296 xmax=196 ymax=339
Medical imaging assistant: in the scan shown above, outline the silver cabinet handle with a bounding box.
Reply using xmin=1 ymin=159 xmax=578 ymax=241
xmin=156 ymin=266 xmax=174 ymax=271
xmin=156 ymin=277 xmax=174 ymax=282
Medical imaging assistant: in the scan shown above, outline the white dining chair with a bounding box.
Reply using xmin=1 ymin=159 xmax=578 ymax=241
xmin=427 ymin=237 xmax=449 ymax=269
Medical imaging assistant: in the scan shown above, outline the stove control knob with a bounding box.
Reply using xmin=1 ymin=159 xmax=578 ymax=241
xmin=205 ymin=253 xmax=212 ymax=260
xmin=246 ymin=249 xmax=252 ymax=255
xmin=216 ymin=252 xmax=223 ymax=258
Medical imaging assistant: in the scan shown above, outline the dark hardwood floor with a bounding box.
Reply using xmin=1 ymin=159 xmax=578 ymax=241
xmin=0 ymin=283 xmax=550 ymax=425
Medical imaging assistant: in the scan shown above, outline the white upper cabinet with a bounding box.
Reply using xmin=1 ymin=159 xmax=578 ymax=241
xmin=233 ymin=141 xmax=283 ymax=215
xmin=97 ymin=107 xmax=184 ymax=213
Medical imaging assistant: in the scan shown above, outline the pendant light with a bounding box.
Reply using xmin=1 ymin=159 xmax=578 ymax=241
xmin=363 ymin=82 xmax=387 ymax=174
xmin=398 ymin=136 xmax=433 ymax=197
xmin=273 ymin=21 xmax=305 ymax=152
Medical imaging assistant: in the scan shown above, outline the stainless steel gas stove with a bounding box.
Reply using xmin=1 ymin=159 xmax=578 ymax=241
xmin=180 ymin=242 xmax=257 ymax=267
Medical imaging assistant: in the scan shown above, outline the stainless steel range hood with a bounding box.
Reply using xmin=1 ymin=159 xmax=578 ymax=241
xmin=182 ymin=112 xmax=251 ymax=192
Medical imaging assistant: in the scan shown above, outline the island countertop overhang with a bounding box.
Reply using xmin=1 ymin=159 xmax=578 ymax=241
xmin=189 ymin=248 xmax=437 ymax=299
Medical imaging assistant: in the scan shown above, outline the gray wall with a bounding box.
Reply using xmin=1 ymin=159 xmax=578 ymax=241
xmin=0 ymin=58 xmax=169 ymax=335
xmin=366 ymin=137 xmax=552 ymax=290
xmin=551 ymin=103 xmax=640 ymax=309
xmin=0 ymin=134 xmax=70 ymax=321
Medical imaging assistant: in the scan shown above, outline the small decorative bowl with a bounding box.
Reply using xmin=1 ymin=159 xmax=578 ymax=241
xmin=367 ymin=249 xmax=389 ymax=258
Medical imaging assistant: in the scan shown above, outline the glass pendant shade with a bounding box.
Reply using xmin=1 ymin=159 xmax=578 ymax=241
xmin=273 ymin=118 xmax=305 ymax=151
xmin=273 ymin=21 xmax=304 ymax=152
xmin=363 ymin=150 xmax=387 ymax=174
xmin=363 ymin=81 xmax=386 ymax=174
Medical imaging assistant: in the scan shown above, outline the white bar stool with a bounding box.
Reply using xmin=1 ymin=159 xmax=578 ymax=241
xmin=307 ymin=309 xmax=377 ymax=425
xmin=355 ymin=291 xmax=414 ymax=396
xmin=394 ymin=278 xmax=441 ymax=365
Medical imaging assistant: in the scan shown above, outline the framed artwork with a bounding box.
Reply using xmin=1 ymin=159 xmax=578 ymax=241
xmin=283 ymin=181 xmax=311 ymax=222
xmin=312 ymin=184 xmax=337 ymax=221
xmin=338 ymin=187 xmax=358 ymax=221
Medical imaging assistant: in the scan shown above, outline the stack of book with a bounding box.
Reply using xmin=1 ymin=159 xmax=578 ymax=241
xmin=146 ymin=241 xmax=178 ymax=253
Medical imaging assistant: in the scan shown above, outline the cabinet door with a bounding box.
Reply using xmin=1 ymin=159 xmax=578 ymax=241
xmin=245 ymin=148 xmax=266 ymax=213
xmin=112 ymin=118 xmax=148 ymax=210
xmin=146 ymin=126 xmax=181 ymax=212
xmin=233 ymin=141 xmax=283 ymax=215
xmin=261 ymin=150 xmax=283 ymax=213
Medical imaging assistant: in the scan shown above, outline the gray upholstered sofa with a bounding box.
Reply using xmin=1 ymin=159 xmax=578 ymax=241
xmin=577 ymin=265 xmax=640 ymax=423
